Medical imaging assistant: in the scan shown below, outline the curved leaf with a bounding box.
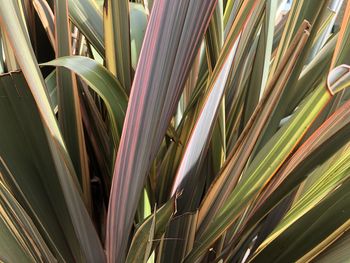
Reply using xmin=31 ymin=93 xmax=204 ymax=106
xmin=42 ymin=56 xmax=128 ymax=147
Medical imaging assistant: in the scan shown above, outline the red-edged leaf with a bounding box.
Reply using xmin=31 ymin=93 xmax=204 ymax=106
xmin=106 ymin=1 xmax=218 ymax=262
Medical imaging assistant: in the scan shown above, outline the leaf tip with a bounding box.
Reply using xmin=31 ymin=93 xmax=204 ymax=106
xmin=327 ymin=64 xmax=350 ymax=95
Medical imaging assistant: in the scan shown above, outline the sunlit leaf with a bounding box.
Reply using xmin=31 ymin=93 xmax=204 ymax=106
xmin=106 ymin=0 xmax=218 ymax=261
xmin=104 ymin=0 xmax=131 ymax=91
xmin=185 ymin=65 xmax=350 ymax=262
xmin=68 ymin=0 xmax=104 ymax=56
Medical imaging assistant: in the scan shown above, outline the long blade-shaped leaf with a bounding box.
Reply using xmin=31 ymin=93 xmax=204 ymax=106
xmin=184 ymin=65 xmax=350 ymax=262
xmin=330 ymin=0 xmax=350 ymax=68
xmin=0 ymin=1 xmax=105 ymax=261
xmin=171 ymin=0 xmax=260 ymax=198
xmin=0 ymin=30 xmax=18 ymax=71
xmin=229 ymin=97 xmax=350 ymax=260
xmin=104 ymin=0 xmax=131 ymax=92
xmin=54 ymin=0 xmax=90 ymax=210
xmin=250 ymin=178 xmax=350 ymax=262
xmin=257 ymin=1 xmax=335 ymax=150
xmin=68 ymin=0 xmax=104 ymax=56
xmin=307 ymin=228 xmax=350 ymax=262
xmin=0 ymin=72 xmax=105 ymax=262
xmin=196 ymin=20 xmax=311 ymax=236
xmin=32 ymin=0 xmax=55 ymax=49
xmin=205 ymin=0 xmax=226 ymax=192
xmin=171 ymin=37 xmax=238 ymax=196
xmin=130 ymin=3 xmax=148 ymax=70
xmin=261 ymin=98 xmax=350 ymax=205
xmin=258 ymin=142 xmax=350 ymax=252
xmin=0 ymin=180 xmax=56 ymax=262
xmin=321 ymin=0 xmax=350 ymax=118
xmin=242 ymin=0 xmax=277 ymax=124
xmin=0 ymin=0 xmax=60 ymax=138
xmin=158 ymin=212 xmax=198 ymax=263
xmin=106 ymin=1 xmax=218 ymax=261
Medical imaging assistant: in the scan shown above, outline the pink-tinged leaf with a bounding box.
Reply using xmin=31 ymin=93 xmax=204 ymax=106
xmin=247 ymin=94 xmax=350 ymax=227
xmin=183 ymin=65 xmax=350 ymax=262
xmin=195 ymin=20 xmax=311 ymax=237
xmin=171 ymin=38 xmax=239 ymax=195
xmin=217 ymin=96 xmax=350 ymax=261
xmin=106 ymin=0 xmax=218 ymax=262
xmin=171 ymin=0 xmax=261 ymax=200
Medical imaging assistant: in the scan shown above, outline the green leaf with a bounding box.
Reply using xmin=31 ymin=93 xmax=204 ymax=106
xmin=0 ymin=0 xmax=60 ymax=142
xmin=0 ymin=1 xmax=105 ymax=260
xmin=68 ymin=0 xmax=104 ymax=56
xmin=224 ymin=0 xmax=244 ymax=28
xmin=0 ymin=180 xmax=56 ymax=262
xmin=330 ymin=1 xmax=350 ymax=67
xmin=171 ymin=0 xmax=261 ymax=200
xmin=305 ymin=5 xmax=336 ymax=63
xmin=0 ymin=72 xmax=105 ymax=262
xmin=78 ymin=80 xmax=113 ymax=194
xmin=158 ymin=212 xmax=198 ymax=263
xmin=256 ymin=1 xmax=332 ymax=151
xmin=225 ymin=0 xmax=265 ymax=125
xmin=126 ymin=197 xmax=176 ymax=263
xmin=230 ymin=97 xmax=350 ymax=261
xmin=250 ymin=177 xmax=350 ymax=262
xmin=257 ymin=144 xmax=350 ymax=254
xmin=185 ymin=64 xmax=350 ymax=262
xmin=130 ymin=3 xmax=148 ymax=70
xmin=268 ymin=0 xmax=320 ymax=75
xmin=54 ymin=0 xmax=91 ymax=210
xmin=206 ymin=0 xmax=224 ymax=70
xmin=104 ymin=0 xmax=131 ymax=92
xmin=42 ymin=55 xmax=128 ymax=147
xmin=267 ymin=1 xmax=331 ymax=139
xmin=0 ymin=30 xmax=18 ymax=71
xmin=206 ymin=0 xmax=226 ymax=187
xmin=155 ymin=48 xmax=208 ymax=205
xmin=171 ymin=33 xmax=237 ymax=198
xmin=45 ymin=70 xmax=58 ymax=112
xmin=197 ymin=21 xmax=311 ymax=237
xmin=242 ymin=0 xmax=277 ymax=124
xmin=321 ymin=1 xmax=350 ymax=119
xmin=308 ymin=228 xmax=350 ymax=262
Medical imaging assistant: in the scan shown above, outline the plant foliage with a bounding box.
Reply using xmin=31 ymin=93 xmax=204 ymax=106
xmin=1 ymin=0 xmax=350 ymax=262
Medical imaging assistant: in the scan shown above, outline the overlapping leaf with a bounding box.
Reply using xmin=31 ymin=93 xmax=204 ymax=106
xmin=0 ymin=1 xmax=105 ymax=261
xmin=106 ymin=0 xmax=218 ymax=261
xmin=43 ymin=56 xmax=127 ymax=147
